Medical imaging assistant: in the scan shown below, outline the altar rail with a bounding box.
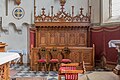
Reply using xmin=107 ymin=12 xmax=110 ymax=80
xmin=30 ymin=45 xmax=94 ymax=71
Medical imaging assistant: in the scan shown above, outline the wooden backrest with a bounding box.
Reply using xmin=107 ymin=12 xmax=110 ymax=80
xmin=50 ymin=47 xmax=60 ymax=59
xmin=61 ymin=47 xmax=70 ymax=59
xmin=37 ymin=47 xmax=47 ymax=59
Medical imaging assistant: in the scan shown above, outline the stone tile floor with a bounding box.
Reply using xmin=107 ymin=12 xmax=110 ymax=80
xmin=10 ymin=64 xmax=61 ymax=80
xmin=10 ymin=64 xmax=120 ymax=80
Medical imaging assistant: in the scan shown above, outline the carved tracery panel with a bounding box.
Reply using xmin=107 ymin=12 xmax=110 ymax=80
xmin=36 ymin=27 xmax=88 ymax=47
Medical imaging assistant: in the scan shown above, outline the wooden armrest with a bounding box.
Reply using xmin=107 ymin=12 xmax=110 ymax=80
xmin=60 ymin=63 xmax=79 ymax=67
xmin=61 ymin=70 xmax=83 ymax=74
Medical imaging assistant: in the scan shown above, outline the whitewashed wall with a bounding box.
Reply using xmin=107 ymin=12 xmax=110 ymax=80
xmin=0 ymin=0 xmax=2 ymax=17
xmin=91 ymin=0 xmax=100 ymax=24
xmin=2 ymin=0 xmax=34 ymax=28
xmin=36 ymin=0 xmax=88 ymax=16
xmin=0 ymin=0 xmax=34 ymax=63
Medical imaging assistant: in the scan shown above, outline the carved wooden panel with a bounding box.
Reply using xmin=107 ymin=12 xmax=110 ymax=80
xmin=83 ymin=49 xmax=93 ymax=65
xmin=30 ymin=46 xmax=94 ymax=71
xmin=36 ymin=27 xmax=87 ymax=47
xmin=0 ymin=63 xmax=10 ymax=80
xmin=59 ymin=32 xmax=66 ymax=45
xmin=30 ymin=48 xmax=39 ymax=71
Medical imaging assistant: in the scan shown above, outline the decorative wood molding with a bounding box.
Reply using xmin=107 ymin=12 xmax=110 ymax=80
xmin=35 ymin=22 xmax=90 ymax=27
xmin=34 ymin=1 xmax=91 ymax=23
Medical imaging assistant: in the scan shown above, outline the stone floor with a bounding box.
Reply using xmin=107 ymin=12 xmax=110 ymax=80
xmin=10 ymin=64 xmax=59 ymax=80
xmin=10 ymin=64 xmax=120 ymax=80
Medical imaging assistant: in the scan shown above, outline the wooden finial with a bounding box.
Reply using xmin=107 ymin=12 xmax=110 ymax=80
xmin=60 ymin=0 xmax=66 ymax=6
xmin=15 ymin=0 xmax=21 ymax=5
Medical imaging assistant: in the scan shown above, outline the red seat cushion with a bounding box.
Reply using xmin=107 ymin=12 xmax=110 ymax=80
xmin=50 ymin=59 xmax=59 ymax=63
xmin=61 ymin=59 xmax=71 ymax=63
xmin=38 ymin=59 xmax=46 ymax=63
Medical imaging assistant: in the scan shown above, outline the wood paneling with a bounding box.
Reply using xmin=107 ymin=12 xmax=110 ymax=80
xmin=36 ymin=27 xmax=88 ymax=47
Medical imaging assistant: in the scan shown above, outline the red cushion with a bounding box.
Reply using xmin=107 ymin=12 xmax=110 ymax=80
xmin=61 ymin=59 xmax=71 ymax=63
xmin=38 ymin=59 xmax=46 ymax=63
xmin=50 ymin=59 xmax=59 ymax=63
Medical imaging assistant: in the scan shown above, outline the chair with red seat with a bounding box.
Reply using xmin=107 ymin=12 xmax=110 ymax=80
xmin=58 ymin=63 xmax=79 ymax=80
xmin=58 ymin=62 xmax=86 ymax=80
xmin=48 ymin=47 xmax=60 ymax=71
xmin=37 ymin=47 xmax=48 ymax=71
xmin=61 ymin=47 xmax=71 ymax=63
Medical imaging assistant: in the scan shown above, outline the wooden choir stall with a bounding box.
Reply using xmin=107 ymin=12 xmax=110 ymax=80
xmin=30 ymin=0 xmax=94 ymax=71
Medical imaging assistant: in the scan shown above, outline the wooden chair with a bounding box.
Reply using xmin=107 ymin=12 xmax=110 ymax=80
xmin=37 ymin=47 xmax=48 ymax=71
xmin=61 ymin=47 xmax=71 ymax=63
xmin=58 ymin=62 xmax=86 ymax=80
xmin=48 ymin=47 xmax=60 ymax=71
